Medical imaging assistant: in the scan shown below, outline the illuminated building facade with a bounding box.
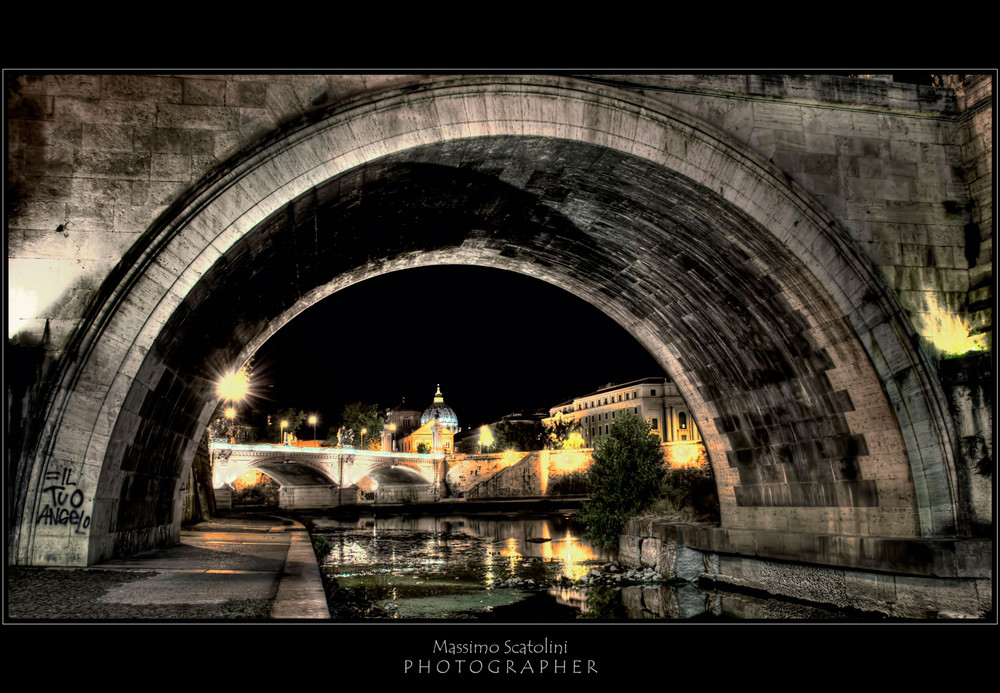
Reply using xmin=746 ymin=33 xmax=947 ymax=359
xmin=389 ymin=385 xmax=460 ymax=453
xmin=398 ymin=419 xmax=455 ymax=453
xmin=385 ymin=397 xmax=422 ymax=438
xmin=420 ymin=384 xmax=460 ymax=432
xmin=546 ymin=377 xmax=699 ymax=447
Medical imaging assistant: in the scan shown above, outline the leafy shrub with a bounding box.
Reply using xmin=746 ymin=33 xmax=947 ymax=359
xmin=580 ymin=412 xmax=666 ymax=548
xmin=312 ymin=534 xmax=334 ymax=559
xmin=649 ymin=466 xmax=720 ymax=523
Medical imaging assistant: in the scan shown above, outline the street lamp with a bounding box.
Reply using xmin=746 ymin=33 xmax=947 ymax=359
xmin=360 ymin=427 xmax=367 ymax=450
xmin=388 ymin=423 xmax=396 ymax=452
xmin=309 ymin=415 xmax=318 ymax=442
xmin=280 ymin=420 xmax=288 ymax=445
xmin=479 ymin=424 xmax=494 ymax=454
xmin=225 ymin=407 xmax=236 ymax=444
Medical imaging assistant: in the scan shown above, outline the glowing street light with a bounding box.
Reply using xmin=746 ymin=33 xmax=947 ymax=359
xmin=280 ymin=420 xmax=288 ymax=445
xmin=217 ymin=370 xmax=249 ymax=402
xmin=479 ymin=424 xmax=494 ymax=454
xmin=309 ymin=415 xmax=318 ymax=442
xmin=388 ymin=423 xmax=396 ymax=452
xmin=361 ymin=427 xmax=367 ymax=450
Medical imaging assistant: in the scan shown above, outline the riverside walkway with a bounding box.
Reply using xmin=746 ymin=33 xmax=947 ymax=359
xmin=7 ymin=514 xmax=330 ymax=620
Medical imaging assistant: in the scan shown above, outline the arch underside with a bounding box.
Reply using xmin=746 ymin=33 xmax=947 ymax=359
xmin=360 ymin=465 xmax=433 ymax=488
xmin=15 ymin=78 xmax=959 ymax=566
xmin=103 ymin=136 xmax=927 ymax=549
xmin=252 ymin=462 xmax=333 ymax=488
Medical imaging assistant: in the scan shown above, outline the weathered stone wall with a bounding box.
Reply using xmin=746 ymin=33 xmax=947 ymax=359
xmin=7 ymin=73 xmax=426 ymax=351
xmin=7 ymin=73 xmax=991 ymax=567
xmin=466 ymin=452 xmax=546 ymax=498
xmin=445 ymin=452 xmax=529 ymax=496
xmin=464 ymin=450 xmax=595 ymax=498
xmin=278 ymin=485 xmax=341 ymax=509
xmin=613 ymin=73 xmax=992 ymax=354
xmin=620 ymin=518 xmax=993 ymax=618
xmin=8 ymin=73 xmax=989 ymax=359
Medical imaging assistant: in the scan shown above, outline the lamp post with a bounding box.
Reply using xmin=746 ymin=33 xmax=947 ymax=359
xmin=225 ymin=407 xmax=236 ymax=444
xmin=309 ymin=415 xmax=318 ymax=442
xmin=360 ymin=427 xmax=367 ymax=450
xmin=280 ymin=420 xmax=288 ymax=445
xmin=388 ymin=423 xmax=396 ymax=452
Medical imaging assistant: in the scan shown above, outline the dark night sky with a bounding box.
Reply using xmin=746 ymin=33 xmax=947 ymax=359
xmin=246 ymin=265 xmax=665 ymax=438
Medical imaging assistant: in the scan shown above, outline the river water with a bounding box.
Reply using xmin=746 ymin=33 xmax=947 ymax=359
xmin=311 ymin=510 xmax=857 ymax=621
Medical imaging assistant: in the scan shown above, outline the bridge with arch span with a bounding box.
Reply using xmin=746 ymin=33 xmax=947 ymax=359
xmin=8 ymin=73 xmax=992 ymax=616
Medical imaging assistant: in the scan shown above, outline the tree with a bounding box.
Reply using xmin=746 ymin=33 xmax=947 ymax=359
xmin=267 ymin=408 xmax=308 ymax=443
xmin=580 ymin=411 xmax=666 ymax=548
xmin=543 ymin=416 xmax=582 ymax=450
xmin=337 ymin=402 xmax=384 ymax=450
xmin=493 ymin=419 xmax=544 ymax=452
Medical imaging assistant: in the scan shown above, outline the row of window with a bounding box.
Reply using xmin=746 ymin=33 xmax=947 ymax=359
xmin=580 ymin=409 xmax=686 ymax=428
xmin=581 ymin=407 xmax=640 ymax=424
xmin=585 ymin=411 xmax=691 ymax=442
xmin=577 ymin=389 xmax=657 ymax=411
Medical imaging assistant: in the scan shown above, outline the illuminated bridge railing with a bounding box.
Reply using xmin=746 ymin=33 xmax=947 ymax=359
xmin=209 ymin=441 xmax=444 ymax=461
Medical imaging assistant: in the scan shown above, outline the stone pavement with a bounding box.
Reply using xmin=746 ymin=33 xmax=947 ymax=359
xmin=8 ymin=514 xmax=331 ymax=620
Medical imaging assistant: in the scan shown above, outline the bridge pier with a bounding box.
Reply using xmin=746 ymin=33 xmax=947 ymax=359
xmin=279 ymin=485 xmax=356 ymax=510
xmin=620 ymin=520 xmax=993 ymax=618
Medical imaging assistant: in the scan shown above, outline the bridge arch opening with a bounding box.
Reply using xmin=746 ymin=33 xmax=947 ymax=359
xmin=358 ymin=465 xmax=434 ymax=493
xmin=13 ymin=76 xmax=959 ymax=566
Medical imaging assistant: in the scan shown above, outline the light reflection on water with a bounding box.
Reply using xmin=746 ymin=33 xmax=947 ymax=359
xmin=314 ymin=513 xmax=611 ymax=586
xmin=313 ymin=512 xmax=858 ymax=620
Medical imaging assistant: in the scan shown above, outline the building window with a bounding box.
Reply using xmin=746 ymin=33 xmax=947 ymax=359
xmin=678 ymin=412 xmax=687 ymax=429
xmin=605 ymin=425 xmax=609 ymax=434
xmin=651 ymin=417 xmax=658 ymax=430
xmin=651 ymin=389 xmax=656 ymax=396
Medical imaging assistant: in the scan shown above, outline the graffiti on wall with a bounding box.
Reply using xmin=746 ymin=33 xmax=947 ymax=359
xmin=36 ymin=465 xmax=91 ymax=532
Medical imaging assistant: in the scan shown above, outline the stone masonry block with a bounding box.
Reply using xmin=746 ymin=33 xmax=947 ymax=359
xmin=82 ymin=124 xmax=135 ymax=151
xmin=100 ymin=74 xmax=183 ymax=102
xmin=53 ymin=98 xmax=157 ymax=127
xmin=155 ymin=103 xmax=238 ymax=131
xmin=640 ymin=537 xmax=662 ymax=568
xmin=183 ymin=78 xmax=226 ymax=106
xmin=676 ymin=546 xmax=706 ymax=582
xmin=150 ymin=128 xmax=216 ymax=155
xmin=226 ymin=80 xmax=267 ymax=108
xmin=619 ymin=535 xmax=642 ymax=567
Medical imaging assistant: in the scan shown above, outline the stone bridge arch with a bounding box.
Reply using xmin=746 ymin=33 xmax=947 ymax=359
xmin=357 ymin=462 xmax=436 ymax=489
xmin=212 ymin=452 xmax=339 ymax=489
xmin=12 ymin=75 xmax=964 ymax=566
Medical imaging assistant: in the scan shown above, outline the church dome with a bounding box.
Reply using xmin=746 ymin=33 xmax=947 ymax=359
xmin=421 ymin=384 xmax=460 ymax=433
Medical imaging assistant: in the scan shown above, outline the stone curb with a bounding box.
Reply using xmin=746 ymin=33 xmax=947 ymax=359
xmin=269 ymin=521 xmax=330 ymax=619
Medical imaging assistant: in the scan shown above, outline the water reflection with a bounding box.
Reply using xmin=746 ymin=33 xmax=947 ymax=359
xmin=315 ymin=513 xmax=611 ymax=587
xmin=313 ymin=512 xmax=857 ymax=620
